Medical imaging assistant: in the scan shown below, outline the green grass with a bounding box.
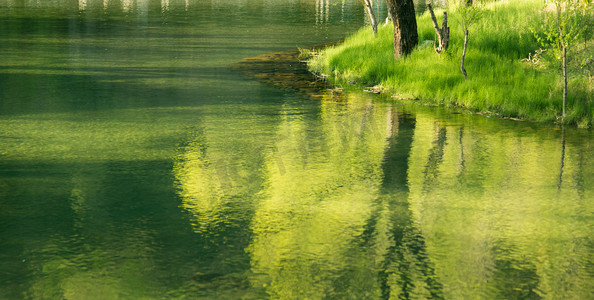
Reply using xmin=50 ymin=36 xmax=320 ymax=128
xmin=309 ymin=0 xmax=593 ymax=126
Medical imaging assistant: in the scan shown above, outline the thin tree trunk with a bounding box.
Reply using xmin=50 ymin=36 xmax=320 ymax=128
xmin=362 ymin=0 xmax=378 ymax=35
xmin=386 ymin=0 xmax=418 ymax=59
xmin=562 ymin=45 xmax=567 ymax=119
xmin=426 ymin=3 xmax=449 ymax=53
xmin=427 ymin=2 xmax=441 ymax=36
xmin=461 ymin=29 xmax=468 ymax=79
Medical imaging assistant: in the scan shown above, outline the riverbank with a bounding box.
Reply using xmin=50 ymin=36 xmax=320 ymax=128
xmin=308 ymin=1 xmax=593 ymax=127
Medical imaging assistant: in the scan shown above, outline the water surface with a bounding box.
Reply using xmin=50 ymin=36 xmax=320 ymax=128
xmin=1 ymin=0 xmax=593 ymax=299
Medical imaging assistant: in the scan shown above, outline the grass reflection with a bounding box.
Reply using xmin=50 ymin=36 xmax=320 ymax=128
xmin=1 ymin=0 xmax=593 ymax=297
xmin=407 ymin=110 xmax=594 ymax=299
xmin=245 ymin=93 xmax=446 ymax=298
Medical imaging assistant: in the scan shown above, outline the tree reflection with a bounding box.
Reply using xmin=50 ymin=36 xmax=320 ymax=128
xmin=247 ymin=95 xmax=390 ymax=298
xmin=557 ymin=126 xmax=566 ymax=190
xmin=376 ymin=110 xmax=443 ymax=299
xmin=246 ymin=94 xmax=444 ymax=299
xmin=405 ymin=112 xmax=594 ymax=299
xmin=170 ymin=102 xmax=281 ymax=298
xmin=422 ymin=125 xmax=447 ymax=192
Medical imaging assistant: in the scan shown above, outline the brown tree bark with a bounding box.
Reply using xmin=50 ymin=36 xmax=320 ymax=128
xmin=562 ymin=45 xmax=567 ymax=119
xmin=426 ymin=2 xmax=449 ymax=53
xmin=461 ymin=29 xmax=468 ymax=79
xmin=385 ymin=0 xmax=418 ymax=59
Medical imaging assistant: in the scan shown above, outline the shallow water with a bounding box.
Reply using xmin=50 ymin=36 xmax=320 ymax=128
xmin=1 ymin=0 xmax=593 ymax=299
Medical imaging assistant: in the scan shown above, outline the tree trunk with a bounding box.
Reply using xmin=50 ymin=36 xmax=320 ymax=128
xmin=461 ymin=29 xmax=468 ymax=79
xmin=562 ymin=45 xmax=567 ymax=119
xmin=427 ymin=3 xmax=449 ymax=53
xmin=362 ymin=0 xmax=378 ymax=35
xmin=386 ymin=0 xmax=418 ymax=59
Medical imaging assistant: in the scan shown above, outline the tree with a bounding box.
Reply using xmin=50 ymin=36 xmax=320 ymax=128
xmin=385 ymin=0 xmax=419 ymax=59
xmin=362 ymin=0 xmax=379 ymax=35
xmin=457 ymin=1 xmax=482 ymax=79
xmin=536 ymin=0 xmax=591 ymax=119
xmin=427 ymin=2 xmax=450 ymax=54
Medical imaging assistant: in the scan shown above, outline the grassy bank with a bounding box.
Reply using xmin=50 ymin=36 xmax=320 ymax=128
xmin=308 ymin=0 xmax=593 ymax=127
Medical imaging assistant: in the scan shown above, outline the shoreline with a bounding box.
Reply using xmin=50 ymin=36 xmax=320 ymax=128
xmin=231 ymin=30 xmax=590 ymax=128
xmin=307 ymin=1 xmax=593 ymax=128
xmin=231 ymin=43 xmax=532 ymax=124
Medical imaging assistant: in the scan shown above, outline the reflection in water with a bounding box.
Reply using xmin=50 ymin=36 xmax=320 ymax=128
xmin=377 ymin=110 xmax=443 ymax=299
xmin=1 ymin=89 xmax=593 ymax=298
xmin=558 ymin=126 xmax=566 ymax=190
xmin=174 ymin=138 xmax=226 ymax=235
xmin=173 ymin=123 xmax=268 ymax=235
xmin=458 ymin=126 xmax=465 ymax=171
xmin=5 ymin=0 xmax=366 ymax=20
xmin=490 ymin=245 xmax=541 ymax=299
xmin=316 ymin=0 xmax=329 ymax=24
xmin=123 ymin=0 xmax=133 ymax=12
xmin=407 ymin=111 xmax=594 ymax=299
xmin=248 ymin=95 xmax=391 ymax=298
xmin=1 ymin=0 xmax=594 ymax=298
xmin=0 ymin=159 xmax=184 ymax=299
xmin=245 ymin=94 xmax=445 ymax=298
xmin=422 ymin=124 xmax=447 ymax=192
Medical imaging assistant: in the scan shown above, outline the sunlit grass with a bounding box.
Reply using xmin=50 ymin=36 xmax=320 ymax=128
xmin=309 ymin=0 xmax=593 ymax=126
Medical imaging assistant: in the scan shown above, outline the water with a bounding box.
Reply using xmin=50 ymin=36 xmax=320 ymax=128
xmin=1 ymin=0 xmax=593 ymax=299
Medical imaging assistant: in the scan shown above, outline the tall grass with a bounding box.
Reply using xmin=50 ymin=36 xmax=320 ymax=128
xmin=309 ymin=0 xmax=593 ymax=126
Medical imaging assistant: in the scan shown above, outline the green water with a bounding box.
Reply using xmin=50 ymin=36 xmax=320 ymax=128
xmin=1 ymin=0 xmax=593 ymax=299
